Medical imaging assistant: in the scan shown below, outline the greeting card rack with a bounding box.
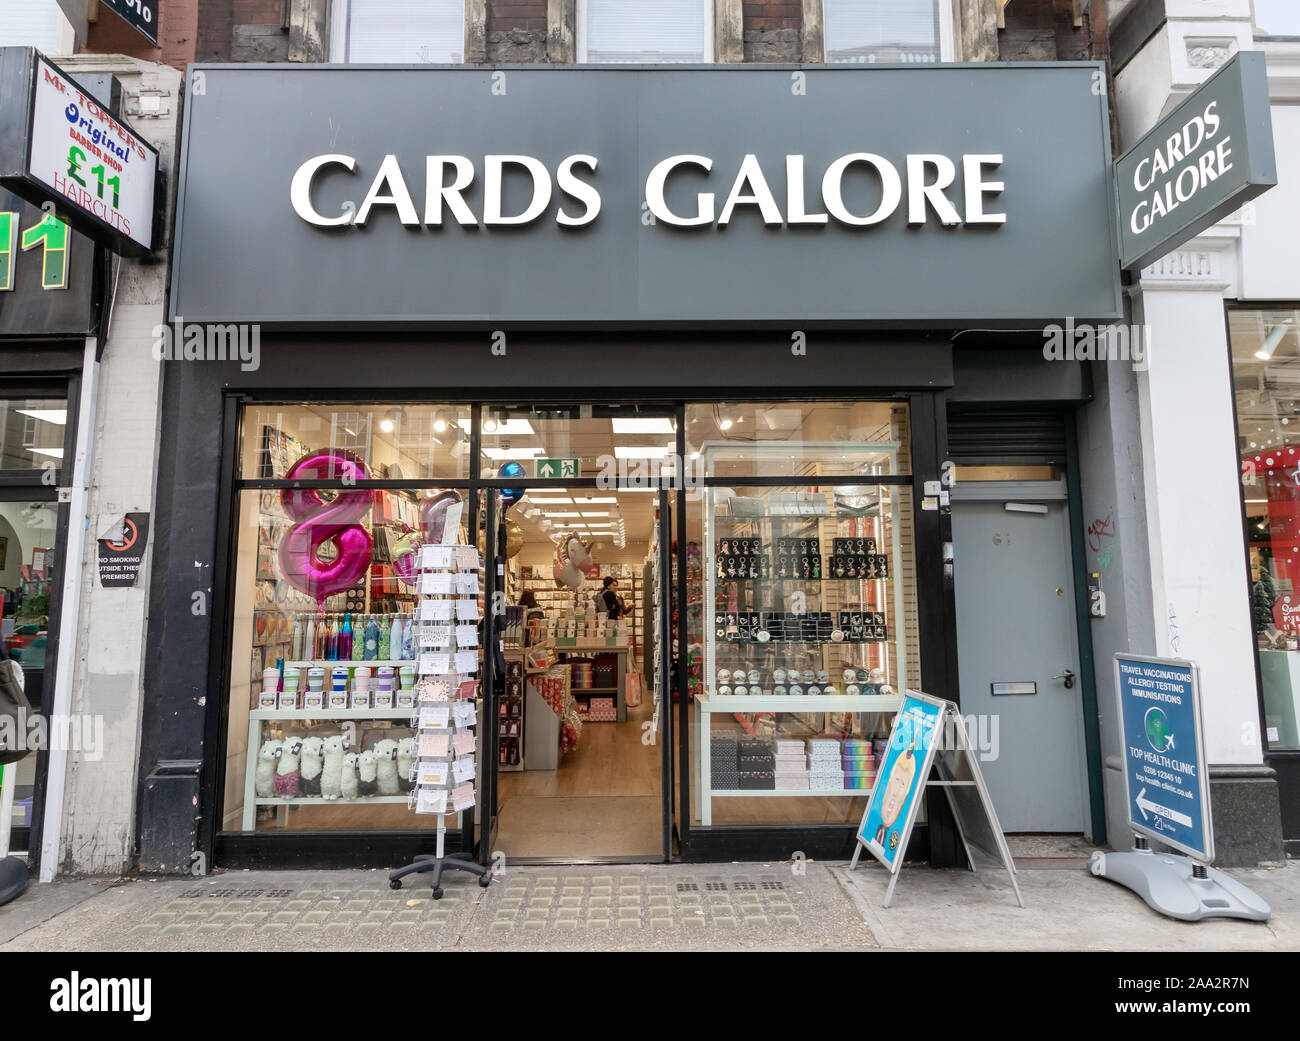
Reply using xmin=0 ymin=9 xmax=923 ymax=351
xmin=388 ymin=542 xmax=491 ymax=898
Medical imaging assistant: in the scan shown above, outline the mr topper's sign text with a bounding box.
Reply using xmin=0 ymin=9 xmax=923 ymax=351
xmin=0 ymin=49 xmax=159 ymax=256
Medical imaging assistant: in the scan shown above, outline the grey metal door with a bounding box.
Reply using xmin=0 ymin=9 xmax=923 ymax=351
xmin=952 ymin=491 xmax=1086 ymax=832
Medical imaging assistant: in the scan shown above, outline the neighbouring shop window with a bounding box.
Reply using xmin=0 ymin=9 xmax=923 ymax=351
xmin=226 ymin=402 xmax=474 ymax=834
xmin=1231 ymin=307 xmax=1300 ymax=752
xmin=0 ymin=397 xmax=67 ymax=473
xmin=340 ymin=0 xmax=464 ymax=63
xmin=580 ymin=0 xmax=711 ymax=63
xmin=1 ymin=498 xmax=55 ymax=844
xmin=823 ymin=0 xmax=951 ymax=64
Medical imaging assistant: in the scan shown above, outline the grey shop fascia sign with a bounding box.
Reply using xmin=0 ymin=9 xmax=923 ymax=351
xmin=169 ymin=64 xmax=1123 ymax=328
xmin=1115 ymin=52 xmax=1277 ymax=271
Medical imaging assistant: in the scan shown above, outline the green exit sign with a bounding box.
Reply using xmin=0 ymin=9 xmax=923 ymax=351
xmin=537 ymin=458 xmax=580 ymax=479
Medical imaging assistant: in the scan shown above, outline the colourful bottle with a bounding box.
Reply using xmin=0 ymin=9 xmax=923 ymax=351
xmin=390 ymin=615 xmax=404 ymax=662
xmin=304 ymin=617 xmax=316 ymax=662
xmin=291 ymin=617 xmax=305 ymax=661
xmin=364 ymin=615 xmax=379 ymax=661
xmin=401 ymin=615 xmax=415 ymax=660
xmin=351 ymin=614 xmax=364 ymax=661
xmin=340 ymin=613 xmax=353 ymax=660
xmin=378 ymin=614 xmax=392 ymax=660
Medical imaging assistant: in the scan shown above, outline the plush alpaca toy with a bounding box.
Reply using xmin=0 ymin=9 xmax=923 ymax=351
xmin=273 ymin=736 xmax=303 ymax=797
xmin=340 ymin=752 xmax=359 ymax=800
xmin=298 ymin=736 xmax=325 ymax=796
xmin=356 ymin=749 xmax=378 ymax=797
xmin=396 ymin=737 xmax=415 ymax=793
xmin=320 ymin=735 xmax=347 ymax=800
xmin=256 ymin=739 xmax=281 ymax=798
xmin=374 ymin=738 xmax=400 ymax=795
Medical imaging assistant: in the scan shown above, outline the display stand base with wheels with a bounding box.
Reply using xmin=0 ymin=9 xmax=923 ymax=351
xmin=389 ymin=816 xmax=490 ymax=899
xmin=1089 ymin=836 xmax=1270 ymax=922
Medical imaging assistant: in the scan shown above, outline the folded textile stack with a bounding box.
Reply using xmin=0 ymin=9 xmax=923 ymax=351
xmin=807 ymin=736 xmax=844 ymax=790
xmin=712 ymin=734 xmax=740 ymax=790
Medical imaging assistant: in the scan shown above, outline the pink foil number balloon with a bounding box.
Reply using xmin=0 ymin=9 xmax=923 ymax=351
xmin=278 ymin=450 xmax=375 ymax=610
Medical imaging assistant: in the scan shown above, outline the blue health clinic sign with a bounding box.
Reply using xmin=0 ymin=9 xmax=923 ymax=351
xmin=1114 ymin=654 xmax=1212 ymax=861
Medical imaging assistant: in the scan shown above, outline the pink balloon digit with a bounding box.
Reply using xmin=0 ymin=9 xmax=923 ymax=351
xmin=278 ymin=451 xmax=375 ymax=610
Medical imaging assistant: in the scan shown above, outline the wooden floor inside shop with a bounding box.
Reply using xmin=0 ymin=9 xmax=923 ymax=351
xmin=493 ymin=693 xmax=663 ymax=858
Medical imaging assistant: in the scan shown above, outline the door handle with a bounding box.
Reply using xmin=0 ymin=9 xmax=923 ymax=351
xmin=1055 ymin=668 xmax=1076 ymax=689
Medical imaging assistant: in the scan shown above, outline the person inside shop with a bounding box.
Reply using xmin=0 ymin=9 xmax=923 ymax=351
xmin=600 ymin=576 xmax=626 ymax=620
xmin=519 ymin=589 xmax=546 ymax=623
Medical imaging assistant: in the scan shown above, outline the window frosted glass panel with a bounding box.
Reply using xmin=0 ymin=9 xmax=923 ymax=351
xmin=348 ymin=0 xmax=464 ymax=63
xmin=0 ymin=0 xmax=75 ymax=53
xmin=824 ymin=0 xmax=940 ymax=64
xmin=586 ymin=0 xmax=707 ymax=63
xmin=1255 ymin=0 xmax=1300 ymax=36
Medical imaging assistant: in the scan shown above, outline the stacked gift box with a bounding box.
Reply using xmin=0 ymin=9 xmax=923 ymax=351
xmin=774 ymin=737 xmax=809 ymax=790
xmin=807 ymin=737 xmax=845 ymax=790
xmin=587 ymin=696 xmax=617 ymax=722
xmin=712 ymin=734 xmax=740 ymax=790
xmin=738 ymin=736 xmax=775 ymax=790
xmin=842 ymin=738 xmax=877 ymax=790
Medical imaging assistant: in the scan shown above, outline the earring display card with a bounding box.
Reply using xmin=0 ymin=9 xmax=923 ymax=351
xmin=773 ymin=537 xmax=822 ymax=580
xmin=715 ymin=538 xmax=770 ymax=580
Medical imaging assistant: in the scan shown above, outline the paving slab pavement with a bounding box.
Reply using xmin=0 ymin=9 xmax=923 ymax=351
xmin=1 ymin=854 xmax=1295 ymax=951
xmin=831 ymin=857 xmax=1300 ymax=951
xmin=0 ymin=862 xmax=873 ymax=952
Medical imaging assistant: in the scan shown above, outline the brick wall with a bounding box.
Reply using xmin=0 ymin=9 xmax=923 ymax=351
xmin=743 ymin=1 xmax=802 ymax=62
xmin=1000 ymin=0 xmax=1107 ymax=61
xmin=81 ymin=0 xmax=198 ymax=68
xmin=486 ymin=0 xmax=547 ymax=62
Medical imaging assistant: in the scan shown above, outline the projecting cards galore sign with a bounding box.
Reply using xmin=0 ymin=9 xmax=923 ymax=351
xmin=1115 ymin=52 xmax=1277 ymax=271
xmin=171 ymin=65 xmax=1123 ymax=327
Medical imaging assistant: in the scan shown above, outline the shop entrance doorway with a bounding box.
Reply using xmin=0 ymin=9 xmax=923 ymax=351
xmin=477 ymin=405 xmax=676 ymax=862
xmin=951 ymin=482 xmax=1087 ymax=833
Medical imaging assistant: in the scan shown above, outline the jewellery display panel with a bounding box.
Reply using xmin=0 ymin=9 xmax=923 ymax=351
xmin=695 ymin=441 xmax=912 ymax=826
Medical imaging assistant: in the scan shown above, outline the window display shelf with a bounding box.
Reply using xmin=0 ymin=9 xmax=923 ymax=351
xmin=697 ymin=692 xmax=900 ymax=712
xmin=284 ymin=659 xmax=412 ymax=669
xmin=708 ymin=787 xmax=873 ymax=798
xmin=249 ymin=708 xmax=417 ymax=721
xmin=254 ymin=795 xmax=410 ymax=806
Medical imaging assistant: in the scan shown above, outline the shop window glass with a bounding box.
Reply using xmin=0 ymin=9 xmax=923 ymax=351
xmin=0 ymin=397 xmax=67 ymax=473
xmin=685 ymin=400 xmax=910 ymax=480
xmin=0 ymin=498 xmax=53 ymax=848
xmin=240 ymin=404 xmax=472 ymax=481
xmin=478 ymin=405 xmax=676 ymax=494
xmin=687 ymin=479 xmax=918 ymax=827
xmin=224 ymin=484 xmax=472 ymax=833
xmin=581 ymin=0 xmax=711 ymax=63
xmin=342 ymin=0 xmax=464 ymax=63
xmin=1231 ymin=307 xmax=1300 ymax=751
xmin=824 ymin=0 xmax=948 ymax=64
